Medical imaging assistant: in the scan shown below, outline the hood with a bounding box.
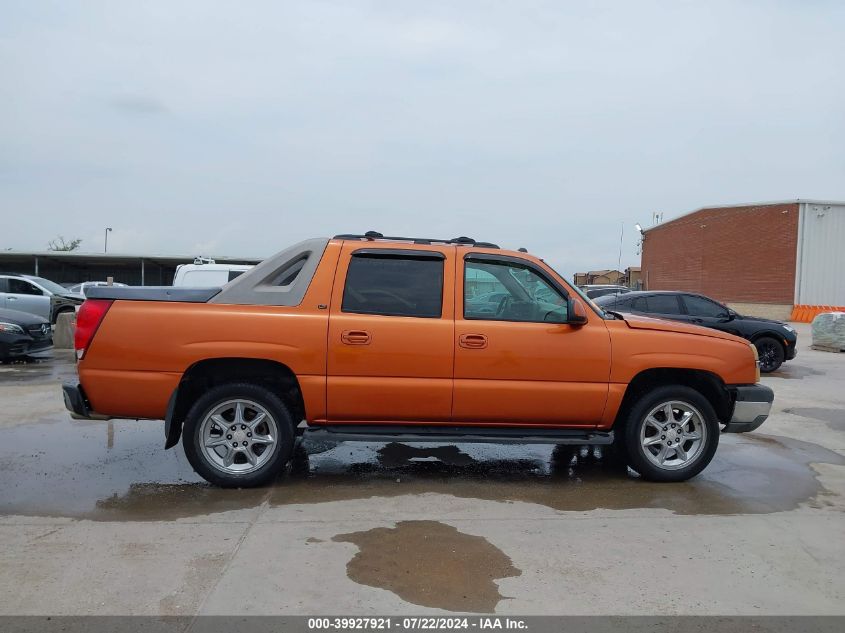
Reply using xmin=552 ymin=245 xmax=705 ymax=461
xmin=620 ymin=312 xmax=746 ymax=343
xmin=0 ymin=307 xmax=49 ymax=325
xmin=736 ymin=314 xmax=785 ymax=325
xmin=54 ymin=293 xmax=84 ymax=303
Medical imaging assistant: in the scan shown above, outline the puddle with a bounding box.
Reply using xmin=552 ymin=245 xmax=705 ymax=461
xmin=785 ymin=407 xmax=845 ymax=431
xmin=269 ymin=436 xmax=844 ymax=515
xmin=332 ymin=520 xmax=520 ymax=612
xmin=1 ymin=411 xmax=843 ymax=520
xmin=0 ymin=351 xmax=78 ymax=385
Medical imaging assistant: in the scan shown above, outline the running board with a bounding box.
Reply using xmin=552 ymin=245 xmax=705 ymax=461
xmin=302 ymin=424 xmax=613 ymax=446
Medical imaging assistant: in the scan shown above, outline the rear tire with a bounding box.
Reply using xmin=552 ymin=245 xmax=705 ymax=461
xmin=754 ymin=336 xmax=784 ymax=373
xmin=623 ymin=385 xmax=719 ymax=482
xmin=182 ymin=382 xmax=295 ymax=487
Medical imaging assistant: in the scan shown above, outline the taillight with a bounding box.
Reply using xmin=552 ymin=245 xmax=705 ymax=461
xmin=74 ymin=299 xmax=113 ymax=360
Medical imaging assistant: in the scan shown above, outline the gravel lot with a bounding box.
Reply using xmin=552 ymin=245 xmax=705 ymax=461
xmin=1 ymin=323 xmax=843 ymax=616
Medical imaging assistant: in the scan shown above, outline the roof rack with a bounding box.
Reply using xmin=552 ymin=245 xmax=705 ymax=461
xmin=333 ymin=231 xmax=500 ymax=249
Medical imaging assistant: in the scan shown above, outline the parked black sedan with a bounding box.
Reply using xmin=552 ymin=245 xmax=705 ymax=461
xmin=0 ymin=308 xmax=53 ymax=361
xmin=594 ymin=291 xmax=797 ymax=372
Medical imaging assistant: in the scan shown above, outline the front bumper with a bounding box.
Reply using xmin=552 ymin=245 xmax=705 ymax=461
xmin=0 ymin=334 xmax=53 ymax=359
xmin=724 ymin=384 xmax=774 ymax=433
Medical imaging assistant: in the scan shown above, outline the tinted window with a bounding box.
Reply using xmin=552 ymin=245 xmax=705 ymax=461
xmin=465 ymin=258 xmax=568 ymax=323
xmin=644 ymin=294 xmax=682 ymax=314
xmin=8 ymin=279 xmax=43 ymax=295
xmin=228 ymin=270 xmax=246 ymax=282
xmin=342 ymin=254 xmax=443 ymax=318
xmin=683 ymin=294 xmax=727 ymax=318
xmin=588 ymin=287 xmax=629 ymax=299
xmin=626 ymin=296 xmax=644 ymax=311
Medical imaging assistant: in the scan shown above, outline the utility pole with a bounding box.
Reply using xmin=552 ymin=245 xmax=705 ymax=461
xmin=104 ymin=227 xmax=112 ymax=253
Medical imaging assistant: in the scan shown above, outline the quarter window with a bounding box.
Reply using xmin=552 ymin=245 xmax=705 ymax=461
xmin=464 ymin=258 xmax=568 ymax=323
xmin=342 ymin=253 xmax=444 ymax=318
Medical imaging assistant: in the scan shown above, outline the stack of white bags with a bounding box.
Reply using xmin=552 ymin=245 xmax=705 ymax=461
xmin=812 ymin=311 xmax=845 ymax=351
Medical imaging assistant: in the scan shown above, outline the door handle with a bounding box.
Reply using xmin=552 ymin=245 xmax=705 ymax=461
xmin=459 ymin=333 xmax=488 ymax=349
xmin=341 ymin=330 xmax=371 ymax=345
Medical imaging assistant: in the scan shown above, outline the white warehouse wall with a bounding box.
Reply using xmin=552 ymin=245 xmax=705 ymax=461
xmin=795 ymin=202 xmax=845 ymax=305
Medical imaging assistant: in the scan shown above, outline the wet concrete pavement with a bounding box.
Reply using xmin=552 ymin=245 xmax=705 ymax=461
xmin=1 ymin=324 xmax=844 ymax=615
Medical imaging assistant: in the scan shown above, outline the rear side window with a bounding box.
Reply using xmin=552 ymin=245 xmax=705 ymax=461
xmin=342 ymin=253 xmax=444 ymax=318
xmin=227 ymin=270 xmax=246 ymax=282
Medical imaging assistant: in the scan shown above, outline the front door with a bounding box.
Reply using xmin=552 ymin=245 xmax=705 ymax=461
xmin=5 ymin=278 xmax=50 ymax=320
xmin=680 ymin=294 xmax=743 ymax=336
xmin=453 ymin=254 xmax=611 ymax=426
xmin=326 ymin=244 xmax=455 ymax=423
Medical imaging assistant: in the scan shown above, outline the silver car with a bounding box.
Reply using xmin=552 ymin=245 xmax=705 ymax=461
xmin=0 ymin=274 xmax=83 ymax=323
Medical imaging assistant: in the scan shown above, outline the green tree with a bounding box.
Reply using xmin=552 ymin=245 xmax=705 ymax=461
xmin=47 ymin=236 xmax=83 ymax=251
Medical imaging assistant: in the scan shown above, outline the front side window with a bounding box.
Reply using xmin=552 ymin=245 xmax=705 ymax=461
xmin=8 ymin=279 xmax=43 ymax=296
xmin=342 ymin=253 xmax=444 ymax=318
xmin=464 ymin=258 xmax=568 ymax=323
xmin=682 ymin=294 xmax=727 ymax=318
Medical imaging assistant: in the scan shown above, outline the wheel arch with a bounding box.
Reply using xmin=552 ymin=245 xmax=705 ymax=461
xmin=612 ymin=367 xmax=732 ymax=432
xmin=165 ymin=357 xmax=305 ymax=449
xmin=749 ymin=330 xmax=787 ymax=349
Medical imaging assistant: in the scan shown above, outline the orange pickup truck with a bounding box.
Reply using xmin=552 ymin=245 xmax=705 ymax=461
xmin=63 ymin=233 xmax=773 ymax=487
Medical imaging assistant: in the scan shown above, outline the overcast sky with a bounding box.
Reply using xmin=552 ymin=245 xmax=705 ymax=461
xmin=2 ymin=0 xmax=844 ymax=278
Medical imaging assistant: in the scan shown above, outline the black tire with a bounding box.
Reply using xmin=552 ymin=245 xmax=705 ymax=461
xmin=623 ymin=385 xmax=719 ymax=482
xmin=182 ymin=382 xmax=295 ymax=487
xmin=754 ymin=336 xmax=785 ymax=373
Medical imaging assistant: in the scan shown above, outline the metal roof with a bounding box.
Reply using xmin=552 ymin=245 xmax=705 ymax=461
xmin=642 ymin=199 xmax=845 ymax=233
xmin=0 ymin=250 xmax=262 ymax=264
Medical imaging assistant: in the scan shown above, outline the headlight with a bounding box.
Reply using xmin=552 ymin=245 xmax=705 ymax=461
xmin=0 ymin=322 xmax=25 ymax=335
xmin=783 ymin=324 xmax=795 ymax=333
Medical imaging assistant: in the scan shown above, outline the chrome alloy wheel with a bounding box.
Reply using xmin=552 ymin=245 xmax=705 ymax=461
xmin=639 ymin=400 xmax=707 ymax=471
xmin=199 ymin=399 xmax=278 ymax=475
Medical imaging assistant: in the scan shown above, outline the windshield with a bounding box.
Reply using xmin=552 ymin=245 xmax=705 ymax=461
xmin=28 ymin=276 xmax=72 ymax=295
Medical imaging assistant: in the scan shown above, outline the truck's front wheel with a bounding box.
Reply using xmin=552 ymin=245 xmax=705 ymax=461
xmin=624 ymin=386 xmax=719 ymax=482
xmin=182 ymin=383 xmax=295 ymax=487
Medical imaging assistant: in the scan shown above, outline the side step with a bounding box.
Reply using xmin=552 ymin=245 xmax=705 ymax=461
xmin=302 ymin=424 xmax=613 ymax=445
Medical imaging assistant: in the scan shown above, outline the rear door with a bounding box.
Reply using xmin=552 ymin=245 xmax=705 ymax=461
xmin=326 ymin=244 xmax=455 ymax=422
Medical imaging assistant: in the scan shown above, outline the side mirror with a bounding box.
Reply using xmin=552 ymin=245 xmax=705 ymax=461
xmin=567 ymin=299 xmax=588 ymax=326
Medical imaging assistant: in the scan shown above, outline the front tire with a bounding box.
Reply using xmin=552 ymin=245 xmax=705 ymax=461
xmin=182 ymin=383 xmax=295 ymax=487
xmin=623 ymin=385 xmax=719 ymax=482
xmin=754 ymin=336 xmax=784 ymax=373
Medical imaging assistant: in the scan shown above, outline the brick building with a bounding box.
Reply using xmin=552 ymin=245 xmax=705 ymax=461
xmin=640 ymin=200 xmax=845 ymax=320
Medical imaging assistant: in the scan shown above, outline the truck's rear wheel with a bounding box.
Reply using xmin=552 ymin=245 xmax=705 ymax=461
xmin=623 ymin=385 xmax=719 ymax=482
xmin=182 ymin=383 xmax=295 ymax=487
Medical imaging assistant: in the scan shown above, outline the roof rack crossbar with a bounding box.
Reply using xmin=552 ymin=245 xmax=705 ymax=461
xmin=333 ymin=233 xmax=500 ymax=249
